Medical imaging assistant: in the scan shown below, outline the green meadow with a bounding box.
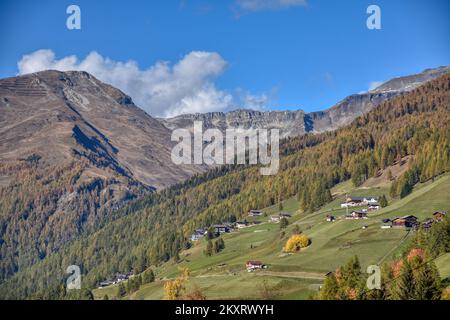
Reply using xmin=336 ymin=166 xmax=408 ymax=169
xmin=94 ymin=174 xmax=450 ymax=300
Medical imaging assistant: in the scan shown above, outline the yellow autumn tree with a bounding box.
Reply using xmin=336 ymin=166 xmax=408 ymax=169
xmin=284 ymin=234 xmax=310 ymax=253
xmin=164 ymin=268 xmax=190 ymax=300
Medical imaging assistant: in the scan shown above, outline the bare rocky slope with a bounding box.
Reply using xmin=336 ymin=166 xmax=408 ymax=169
xmin=0 ymin=70 xmax=204 ymax=280
xmin=0 ymin=70 xmax=203 ymax=190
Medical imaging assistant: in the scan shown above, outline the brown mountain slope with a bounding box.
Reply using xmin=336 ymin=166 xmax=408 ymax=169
xmin=0 ymin=70 xmax=203 ymax=189
xmin=0 ymin=70 xmax=204 ymax=280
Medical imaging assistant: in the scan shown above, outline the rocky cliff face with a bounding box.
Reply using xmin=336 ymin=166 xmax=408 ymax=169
xmin=160 ymin=109 xmax=307 ymax=138
xmin=160 ymin=67 xmax=450 ymax=136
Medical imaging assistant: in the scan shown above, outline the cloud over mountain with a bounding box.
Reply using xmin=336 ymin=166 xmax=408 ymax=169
xmin=17 ymin=49 xmax=269 ymax=117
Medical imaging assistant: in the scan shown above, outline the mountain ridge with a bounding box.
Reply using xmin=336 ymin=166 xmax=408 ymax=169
xmin=160 ymin=66 xmax=450 ymax=137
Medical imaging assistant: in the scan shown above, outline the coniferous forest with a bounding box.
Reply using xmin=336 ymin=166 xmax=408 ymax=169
xmin=0 ymin=73 xmax=449 ymax=299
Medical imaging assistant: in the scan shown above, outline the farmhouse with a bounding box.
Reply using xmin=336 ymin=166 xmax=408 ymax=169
xmin=270 ymin=212 xmax=291 ymax=223
xmin=246 ymin=260 xmax=264 ymax=271
xmin=326 ymin=215 xmax=336 ymax=222
xmin=433 ymin=211 xmax=447 ymax=222
xmin=368 ymin=203 xmax=381 ymax=211
xmin=213 ymin=224 xmax=231 ymax=234
xmin=98 ymin=280 xmax=114 ymax=288
xmin=270 ymin=215 xmax=281 ymax=222
xmin=422 ymin=218 xmax=434 ymax=231
xmin=191 ymin=230 xmax=205 ymax=241
xmin=391 ymin=215 xmax=419 ymax=229
xmin=98 ymin=271 xmax=133 ymax=288
xmin=381 ymin=219 xmax=392 ymax=229
xmin=346 ymin=210 xmax=368 ymax=220
xmin=279 ymin=212 xmax=292 ymax=218
xmin=236 ymin=221 xmax=249 ymax=229
xmin=341 ymin=196 xmax=378 ymax=208
xmin=248 ymin=210 xmax=263 ymax=217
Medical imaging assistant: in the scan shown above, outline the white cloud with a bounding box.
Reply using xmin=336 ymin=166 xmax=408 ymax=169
xmin=235 ymin=0 xmax=307 ymax=12
xmin=368 ymin=81 xmax=384 ymax=91
xmin=18 ymin=49 xmax=268 ymax=118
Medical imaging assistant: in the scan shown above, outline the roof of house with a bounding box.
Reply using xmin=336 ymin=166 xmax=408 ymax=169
xmin=213 ymin=224 xmax=228 ymax=227
xmin=347 ymin=196 xmax=378 ymax=201
xmin=246 ymin=260 xmax=263 ymax=265
xmin=433 ymin=211 xmax=447 ymax=216
xmin=392 ymin=216 xmax=419 ymax=223
xmin=279 ymin=212 xmax=292 ymax=217
xmin=401 ymin=215 xmax=418 ymax=220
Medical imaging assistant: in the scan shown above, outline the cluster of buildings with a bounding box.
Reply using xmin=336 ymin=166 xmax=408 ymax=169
xmin=190 ymin=210 xmax=267 ymax=242
xmin=345 ymin=210 xmax=369 ymax=220
xmin=270 ymin=212 xmax=292 ymax=222
xmin=341 ymin=196 xmax=380 ymax=210
xmin=381 ymin=211 xmax=446 ymax=230
xmin=340 ymin=196 xmax=381 ymax=220
xmin=190 ymin=223 xmax=234 ymax=241
xmin=98 ymin=272 xmax=133 ymax=288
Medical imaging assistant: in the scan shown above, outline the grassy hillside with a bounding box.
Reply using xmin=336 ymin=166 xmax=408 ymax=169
xmin=94 ymin=173 xmax=450 ymax=300
xmin=3 ymin=73 xmax=449 ymax=300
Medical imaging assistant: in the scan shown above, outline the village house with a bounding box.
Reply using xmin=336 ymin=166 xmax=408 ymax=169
xmin=391 ymin=215 xmax=419 ymax=229
xmin=270 ymin=212 xmax=291 ymax=223
xmin=433 ymin=211 xmax=447 ymax=222
xmin=98 ymin=280 xmax=114 ymax=288
xmin=190 ymin=229 xmax=205 ymax=241
xmin=116 ymin=272 xmax=132 ymax=282
xmin=248 ymin=210 xmax=263 ymax=217
xmin=279 ymin=212 xmax=292 ymax=218
xmin=236 ymin=221 xmax=249 ymax=229
xmin=381 ymin=218 xmax=392 ymax=229
xmin=341 ymin=196 xmax=378 ymax=208
xmin=422 ymin=218 xmax=434 ymax=231
xmin=246 ymin=260 xmax=265 ymax=272
xmin=213 ymin=224 xmax=231 ymax=234
xmin=270 ymin=215 xmax=281 ymax=222
xmin=346 ymin=210 xmax=368 ymax=220
xmin=99 ymin=271 xmax=133 ymax=288
xmin=326 ymin=215 xmax=336 ymax=222
xmin=368 ymin=203 xmax=381 ymax=211
xmin=222 ymin=222 xmax=235 ymax=228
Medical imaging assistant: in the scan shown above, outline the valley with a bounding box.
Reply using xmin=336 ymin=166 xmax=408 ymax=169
xmin=0 ymin=69 xmax=449 ymax=300
xmin=93 ymin=173 xmax=450 ymax=300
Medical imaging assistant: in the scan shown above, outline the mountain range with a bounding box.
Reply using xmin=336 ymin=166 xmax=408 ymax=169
xmin=0 ymin=68 xmax=448 ymax=299
xmin=161 ymin=66 xmax=450 ymax=138
xmin=0 ymin=66 xmax=449 ymax=296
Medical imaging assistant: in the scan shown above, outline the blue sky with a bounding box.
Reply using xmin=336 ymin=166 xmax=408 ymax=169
xmin=0 ymin=0 xmax=449 ymax=116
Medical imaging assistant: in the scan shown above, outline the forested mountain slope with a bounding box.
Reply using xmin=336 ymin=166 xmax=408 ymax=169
xmin=0 ymin=70 xmax=205 ymax=282
xmin=1 ymin=72 xmax=449 ymax=299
